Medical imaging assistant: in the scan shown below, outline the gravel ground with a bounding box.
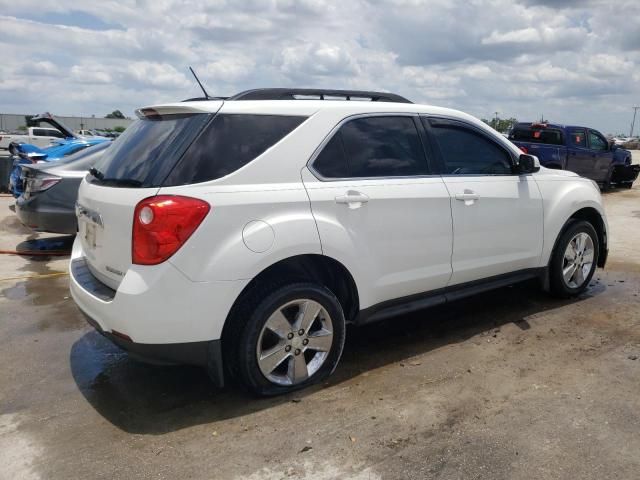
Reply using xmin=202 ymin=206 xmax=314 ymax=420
xmin=1 ymin=172 xmax=639 ymax=479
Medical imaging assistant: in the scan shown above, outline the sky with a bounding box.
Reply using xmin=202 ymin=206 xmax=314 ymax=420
xmin=0 ymin=0 xmax=639 ymax=135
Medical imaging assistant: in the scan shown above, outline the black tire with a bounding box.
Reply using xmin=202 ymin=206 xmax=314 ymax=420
xmin=232 ymin=282 xmax=346 ymax=396
xmin=622 ymin=182 xmax=634 ymax=189
xmin=549 ymin=220 xmax=599 ymax=298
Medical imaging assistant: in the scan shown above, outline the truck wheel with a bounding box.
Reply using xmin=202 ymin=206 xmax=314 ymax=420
xmin=549 ymin=220 xmax=599 ymax=298
xmin=233 ymin=282 xmax=346 ymax=396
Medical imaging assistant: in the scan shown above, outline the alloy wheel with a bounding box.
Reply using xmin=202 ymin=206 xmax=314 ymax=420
xmin=256 ymin=299 xmax=334 ymax=386
xmin=562 ymin=232 xmax=595 ymax=289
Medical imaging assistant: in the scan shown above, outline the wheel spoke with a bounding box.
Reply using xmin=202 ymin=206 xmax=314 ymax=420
xmin=288 ymin=353 xmax=309 ymax=383
xmin=573 ymin=265 xmax=585 ymax=287
xmin=563 ymin=263 xmax=577 ymax=283
xmin=575 ymin=235 xmax=583 ymax=254
xmin=265 ymin=310 xmax=292 ymax=338
xmin=583 ymin=250 xmax=594 ymax=264
xmin=258 ymin=343 xmax=289 ymax=374
xmin=306 ymin=329 xmax=333 ymax=352
xmin=295 ymin=301 xmax=321 ymax=332
xmin=564 ymin=242 xmax=577 ymax=261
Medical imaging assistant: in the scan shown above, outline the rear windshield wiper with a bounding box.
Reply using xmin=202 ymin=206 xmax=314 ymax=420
xmin=89 ymin=167 xmax=104 ymax=180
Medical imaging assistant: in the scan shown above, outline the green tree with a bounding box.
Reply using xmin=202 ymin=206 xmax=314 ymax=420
xmin=482 ymin=117 xmax=518 ymax=133
xmin=113 ymin=126 xmax=126 ymax=133
xmin=105 ymin=110 xmax=125 ymax=119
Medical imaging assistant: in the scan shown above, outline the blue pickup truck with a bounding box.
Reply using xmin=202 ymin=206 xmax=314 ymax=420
xmin=509 ymin=122 xmax=638 ymax=189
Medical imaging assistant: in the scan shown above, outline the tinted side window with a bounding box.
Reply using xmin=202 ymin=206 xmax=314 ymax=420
xmin=589 ymin=130 xmax=607 ymax=151
xmin=164 ymin=114 xmax=306 ymax=185
xmin=509 ymin=127 xmax=564 ymax=145
xmin=427 ymin=119 xmax=513 ymax=175
xmin=338 ymin=116 xmax=427 ymax=178
xmin=568 ymin=128 xmax=586 ymax=147
xmin=33 ymin=129 xmax=47 ymax=137
xmin=313 ymin=133 xmax=349 ymax=178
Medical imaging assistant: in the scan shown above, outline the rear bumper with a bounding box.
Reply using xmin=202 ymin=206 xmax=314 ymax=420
xmin=69 ymin=237 xmax=249 ymax=378
xmin=79 ymin=308 xmax=224 ymax=385
xmin=15 ymin=195 xmax=77 ymax=234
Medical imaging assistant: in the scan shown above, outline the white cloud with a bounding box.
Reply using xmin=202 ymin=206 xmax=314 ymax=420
xmin=0 ymin=0 xmax=638 ymax=133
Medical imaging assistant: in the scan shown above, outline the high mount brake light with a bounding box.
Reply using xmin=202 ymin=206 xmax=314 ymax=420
xmin=520 ymin=146 xmax=529 ymax=154
xmin=132 ymin=195 xmax=210 ymax=265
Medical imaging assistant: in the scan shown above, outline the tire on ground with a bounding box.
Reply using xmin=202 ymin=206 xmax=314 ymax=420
xmin=549 ymin=219 xmax=599 ymax=298
xmin=231 ymin=282 xmax=346 ymax=396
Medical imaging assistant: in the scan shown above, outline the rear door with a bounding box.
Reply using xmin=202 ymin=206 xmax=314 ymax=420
xmin=424 ymin=117 xmax=543 ymax=286
xmin=303 ymin=114 xmax=453 ymax=307
xmin=565 ymin=128 xmax=595 ymax=176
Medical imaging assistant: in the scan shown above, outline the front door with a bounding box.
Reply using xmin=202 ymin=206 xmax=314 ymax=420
xmin=302 ymin=114 xmax=453 ymax=309
xmin=588 ymin=129 xmax=614 ymax=182
xmin=423 ymin=117 xmax=544 ymax=286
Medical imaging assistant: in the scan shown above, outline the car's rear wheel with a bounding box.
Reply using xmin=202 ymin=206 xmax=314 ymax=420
xmin=549 ymin=220 xmax=599 ymax=297
xmin=234 ymin=282 xmax=346 ymax=396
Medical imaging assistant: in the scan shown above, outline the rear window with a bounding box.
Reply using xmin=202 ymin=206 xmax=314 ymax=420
xmin=509 ymin=127 xmax=564 ymax=146
xmin=163 ymin=114 xmax=306 ymax=186
xmin=90 ymin=113 xmax=306 ymax=188
xmin=90 ymin=113 xmax=211 ymax=188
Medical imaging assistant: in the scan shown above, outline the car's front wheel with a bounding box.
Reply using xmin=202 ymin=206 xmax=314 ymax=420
xmin=234 ymin=282 xmax=346 ymax=396
xmin=549 ymin=220 xmax=599 ymax=297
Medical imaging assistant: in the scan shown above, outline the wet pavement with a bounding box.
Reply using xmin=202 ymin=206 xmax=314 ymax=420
xmin=1 ymin=182 xmax=640 ymax=479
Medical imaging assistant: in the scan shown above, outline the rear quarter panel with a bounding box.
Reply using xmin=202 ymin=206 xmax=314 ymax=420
xmin=160 ymin=183 xmax=322 ymax=282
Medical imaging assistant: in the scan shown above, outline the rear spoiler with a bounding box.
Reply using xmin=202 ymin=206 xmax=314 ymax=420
xmin=31 ymin=113 xmax=77 ymax=139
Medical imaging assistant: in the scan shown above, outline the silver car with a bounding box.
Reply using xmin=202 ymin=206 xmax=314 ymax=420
xmin=15 ymin=142 xmax=109 ymax=234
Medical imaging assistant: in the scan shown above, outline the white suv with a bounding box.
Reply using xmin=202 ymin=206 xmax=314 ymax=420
xmin=70 ymin=88 xmax=608 ymax=395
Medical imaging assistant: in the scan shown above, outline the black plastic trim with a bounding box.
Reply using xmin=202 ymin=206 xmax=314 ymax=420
xmin=79 ymin=308 xmax=223 ymax=385
xmin=71 ymin=257 xmax=116 ymax=301
xmin=355 ymin=268 xmax=546 ymax=325
xmin=229 ymin=88 xmax=412 ymax=104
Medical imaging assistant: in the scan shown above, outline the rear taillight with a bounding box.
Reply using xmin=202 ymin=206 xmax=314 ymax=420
xmin=520 ymin=146 xmax=529 ymax=154
xmin=132 ymin=195 xmax=210 ymax=265
xmin=28 ymin=173 xmax=61 ymax=193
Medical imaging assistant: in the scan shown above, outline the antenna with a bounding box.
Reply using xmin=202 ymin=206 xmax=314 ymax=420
xmin=188 ymin=66 xmax=210 ymax=100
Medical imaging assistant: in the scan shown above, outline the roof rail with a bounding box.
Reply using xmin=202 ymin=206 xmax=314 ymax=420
xmin=228 ymin=88 xmax=412 ymax=104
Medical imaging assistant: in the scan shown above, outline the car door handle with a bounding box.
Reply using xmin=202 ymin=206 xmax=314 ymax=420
xmin=335 ymin=191 xmax=369 ymax=207
xmin=454 ymin=191 xmax=480 ymax=201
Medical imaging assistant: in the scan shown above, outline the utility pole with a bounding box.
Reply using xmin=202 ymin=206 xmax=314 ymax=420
xmin=494 ymin=111 xmax=499 ymax=129
xmin=631 ymin=106 xmax=639 ymax=138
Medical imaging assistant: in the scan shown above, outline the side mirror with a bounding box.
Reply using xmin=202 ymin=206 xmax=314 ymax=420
xmin=518 ymin=154 xmax=540 ymax=174
xmin=609 ymin=141 xmax=618 ymax=151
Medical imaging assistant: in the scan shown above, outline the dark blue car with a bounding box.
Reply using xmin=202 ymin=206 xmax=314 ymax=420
xmin=509 ymin=122 xmax=638 ymax=188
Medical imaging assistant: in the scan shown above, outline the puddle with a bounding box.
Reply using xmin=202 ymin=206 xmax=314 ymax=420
xmin=2 ymin=282 xmax=27 ymax=300
xmin=0 ymin=215 xmax=33 ymax=236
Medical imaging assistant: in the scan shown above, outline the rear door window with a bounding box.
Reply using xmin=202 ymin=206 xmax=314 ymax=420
xmin=163 ymin=114 xmax=306 ymax=186
xmin=568 ymin=128 xmax=587 ymax=147
xmin=312 ymin=116 xmax=429 ymax=178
